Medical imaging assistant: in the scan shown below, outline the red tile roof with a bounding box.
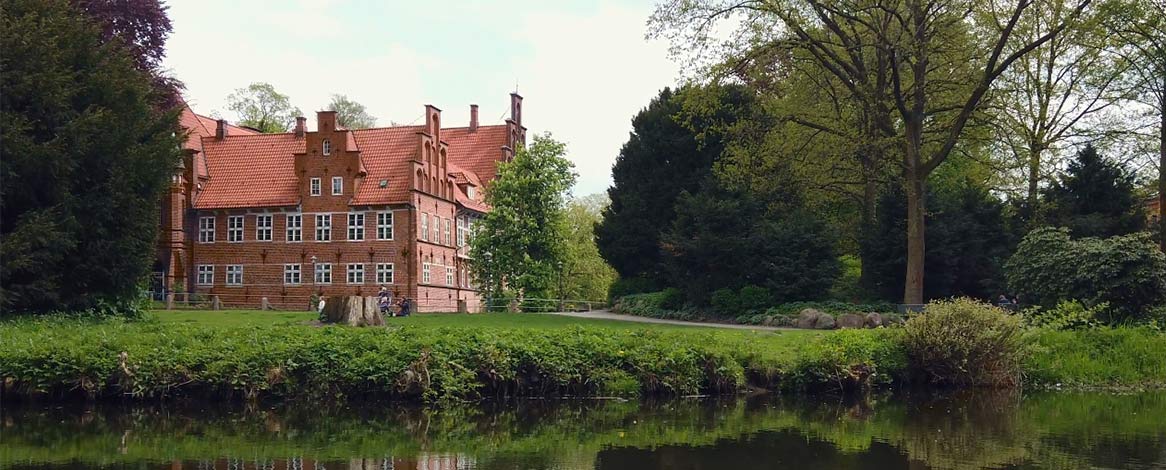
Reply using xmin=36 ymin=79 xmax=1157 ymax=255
xmin=190 ymin=120 xmax=509 ymax=210
xmin=179 ymin=104 xmax=259 ymax=180
xmin=194 ymin=133 xmax=303 ymax=209
xmin=350 ymin=126 xmax=425 ymax=205
xmin=444 ymin=126 xmax=509 ymax=186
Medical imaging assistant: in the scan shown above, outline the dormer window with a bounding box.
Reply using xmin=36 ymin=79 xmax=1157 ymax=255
xmin=322 ymin=139 xmax=331 ymax=156
xmin=466 ymin=186 xmax=476 ymax=199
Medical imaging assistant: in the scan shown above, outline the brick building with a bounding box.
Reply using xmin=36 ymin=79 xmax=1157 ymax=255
xmin=158 ymin=93 xmax=526 ymax=311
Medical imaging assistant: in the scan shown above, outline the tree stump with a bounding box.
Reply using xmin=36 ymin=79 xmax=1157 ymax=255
xmin=322 ymin=296 xmax=385 ymax=327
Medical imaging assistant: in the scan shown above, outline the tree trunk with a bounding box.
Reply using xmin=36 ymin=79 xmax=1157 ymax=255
xmin=903 ymin=170 xmax=926 ymax=305
xmin=858 ymin=166 xmax=879 ymax=293
xmin=1159 ymin=103 xmax=1165 ymax=252
xmin=1027 ymin=145 xmax=1042 ymax=218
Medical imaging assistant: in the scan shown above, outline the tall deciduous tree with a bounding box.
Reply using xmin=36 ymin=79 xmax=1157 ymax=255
xmin=1102 ymin=0 xmax=1165 ymax=250
xmin=651 ymin=0 xmax=1092 ymax=304
xmin=992 ymin=0 xmax=1131 ymax=214
xmin=562 ymin=194 xmax=618 ymax=301
xmin=1042 ymin=143 xmax=1146 ymax=237
xmin=327 ymin=94 xmax=377 ymax=129
xmin=470 ymin=135 xmax=577 ymax=301
xmin=0 ymin=0 xmax=182 ymax=313
xmin=226 ymin=82 xmax=302 ymax=133
xmin=69 ymin=0 xmax=182 ymax=106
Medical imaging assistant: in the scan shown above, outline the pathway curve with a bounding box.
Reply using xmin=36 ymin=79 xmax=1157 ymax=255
xmin=539 ymin=310 xmax=797 ymax=331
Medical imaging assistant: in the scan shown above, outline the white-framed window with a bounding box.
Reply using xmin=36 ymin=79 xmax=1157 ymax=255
xmin=196 ymin=265 xmax=214 ymax=286
xmin=446 ymin=266 xmax=454 ymax=286
xmin=432 ymin=214 xmax=439 ymax=243
xmin=315 ymin=214 xmax=332 ymax=242
xmin=322 ymin=139 xmax=331 ymax=155
xmin=315 ymin=263 xmax=332 ymax=284
xmin=226 ymin=265 xmax=243 ymax=286
xmin=286 ymin=213 xmax=302 ymax=242
xmin=198 ymin=216 xmax=215 ymax=243
xmin=227 ymin=216 xmax=244 ymax=242
xmin=283 ymin=264 xmax=301 ymax=285
xmin=422 ymin=262 xmax=431 ymax=284
xmin=466 ymin=186 xmax=476 ymax=199
xmin=332 ymin=176 xmax=343 ymax=195
xmin=255 ymin=214 xmax=272 ymax=241
xmin=347 ymin=212 xmax=364 ymax=241
xmin=376 ymin=263 xmax=394 ymax=284
xmin=310 ymin=178 xmax=321 ymax=196
xmin=420 ymin=213 xmax=429 ymax=241
xmin=457 ymin=216 xmax=466 ymax=247
xmin=377 ymin=211 xmax=393 ymax=240
xmin=346 ymin=263 xmax=365 ymax=285
xmin=444 ymin=218 xmax=452 ymax=245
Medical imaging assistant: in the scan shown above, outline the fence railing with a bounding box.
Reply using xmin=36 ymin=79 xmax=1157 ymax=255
xmin=480 ymin=297 xmax=607 ymax=313
xmin=147 ymin=291 xmax=607 ymax=314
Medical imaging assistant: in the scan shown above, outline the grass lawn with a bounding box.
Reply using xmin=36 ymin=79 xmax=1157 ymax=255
xmin=150 ymin=309 xmax=824 ymax=336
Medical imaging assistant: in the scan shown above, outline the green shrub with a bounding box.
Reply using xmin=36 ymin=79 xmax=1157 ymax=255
xmin=1021 ymin=300 xmax=1104 ymax=330
xmin=1006 ymin=227 xmax=1166 ymax=321
xmin=902 ymin=298 xmax=1025 ymax=387
xmin=709 ymin=288 xmax=739 ymax=317
xmin=613 ymin=292 xmax=699 ymax=321
xmin=737 ymin=285 xmax=773 ymax=313
xmin=607 ymin=277 xmax=658 ymax=302
xmin=763 ymin=301 xmax=897 ymax=317
xmin=659 ymin=287 xmax=685 ymax=310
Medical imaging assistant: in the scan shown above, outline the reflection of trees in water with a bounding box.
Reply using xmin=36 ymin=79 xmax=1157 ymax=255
xmin=2 ymin=392 xmax=1165 ymax=470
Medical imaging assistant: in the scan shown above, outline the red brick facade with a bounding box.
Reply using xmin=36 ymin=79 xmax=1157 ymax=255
xmin=158 ymin=94 xmax=526 ymax=311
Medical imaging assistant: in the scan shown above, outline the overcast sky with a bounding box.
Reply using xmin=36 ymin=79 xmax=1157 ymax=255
xmin=162 ymin=0 xmax=679 ymax=196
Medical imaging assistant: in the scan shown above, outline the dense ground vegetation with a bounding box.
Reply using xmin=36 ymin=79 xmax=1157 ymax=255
xmin=3 ymin=303 xmax=1163 ymax=403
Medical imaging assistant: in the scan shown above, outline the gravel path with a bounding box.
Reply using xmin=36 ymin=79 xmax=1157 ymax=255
xmin=539 ymin=310 xmax=796 ymax=331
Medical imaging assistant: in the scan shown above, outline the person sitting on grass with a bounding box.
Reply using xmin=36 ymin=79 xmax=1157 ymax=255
xmin=398 ymin=297 xmax=412 ymax=317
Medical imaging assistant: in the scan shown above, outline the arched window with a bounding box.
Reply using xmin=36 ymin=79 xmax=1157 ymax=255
xmin=322 ymin=139 xmax=332 ymax=156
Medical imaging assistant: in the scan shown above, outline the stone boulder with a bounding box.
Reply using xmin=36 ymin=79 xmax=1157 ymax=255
xmin=796 ymin=308 xmax=824 ymax=329
xmin=813 ymin=314 xmax=836 ymax=329
xmin=322 ymin=296 xmax=385 ymax=327
xmin=836 ymin=313 xmax=865 ymax=329
xmin=864 ymin=312 xmax=883 ymax=328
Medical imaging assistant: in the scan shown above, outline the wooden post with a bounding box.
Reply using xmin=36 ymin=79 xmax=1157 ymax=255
xmin=165 ymin=293 xmax=174 ymax=310
xmin=211 ymin=295 xmax=222 ymax=311
xmin=261 ymin=297 xmax=272 ymax=310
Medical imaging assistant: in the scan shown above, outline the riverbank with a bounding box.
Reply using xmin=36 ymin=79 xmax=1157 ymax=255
xmin=2 ymin=313 xmax=1163 ymax=402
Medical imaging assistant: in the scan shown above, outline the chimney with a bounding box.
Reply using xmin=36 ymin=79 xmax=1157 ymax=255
xmin=469 ymin=104 xmax=479 ymax=132
xmin=294 ymin=116 xmax=306 ymax=138
xmin=215 ymin=119 xmax=227 ymax=140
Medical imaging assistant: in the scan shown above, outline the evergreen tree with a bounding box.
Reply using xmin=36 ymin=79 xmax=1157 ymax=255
xmin=469 ymin=135 xmax=577 ymax=301
xmin=662 ymin=182 xmax=840 ymax=304
xmin=595 ymin=85 xmax=761 ymax=283
xmin=1041 ymin=144 xmax=1146 ymax=238
xmin=866 ymin=183 xmax=1015 ymax=301
xmin=0 ymin=0 xmax=182 ymax=313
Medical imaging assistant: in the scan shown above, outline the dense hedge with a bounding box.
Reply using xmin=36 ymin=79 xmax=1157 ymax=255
xmin=0 ymin=317 xmax=904 ymax=402
xmin=613 ymin=293 xmax=898 ymax=326
xmin=2 ymin=314 xmax=1162 ymax=403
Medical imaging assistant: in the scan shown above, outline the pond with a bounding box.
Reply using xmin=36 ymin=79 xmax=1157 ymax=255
xmin=2 ymin=391 xmax=1164 ymax=469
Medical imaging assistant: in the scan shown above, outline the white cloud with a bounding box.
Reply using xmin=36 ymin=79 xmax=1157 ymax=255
xmin=510 ymin=3 xmax=679 ymax=195
xmin=163 ymin=0 xmax=679 ymax=195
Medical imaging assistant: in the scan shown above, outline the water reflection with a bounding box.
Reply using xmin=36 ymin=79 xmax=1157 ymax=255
xmin=1 ymin=391 xmax=1163 ymax=470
